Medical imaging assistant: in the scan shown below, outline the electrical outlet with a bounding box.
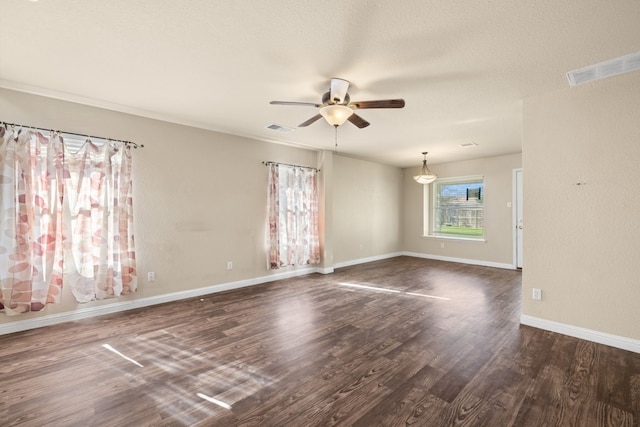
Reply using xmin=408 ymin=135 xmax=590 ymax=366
xmin=227 ymin=261 xmax=233 ymax=270
xmin=532 ymin=288 xmax=542 ymax=300
xmin=147 ymin=272 xmax=155 ymax=282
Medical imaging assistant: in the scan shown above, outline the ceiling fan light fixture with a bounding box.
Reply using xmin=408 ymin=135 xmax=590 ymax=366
xmin=319 ymin=104 xmax=353 ymax=127
xmin=413 ymin=152 xmax=437 ymax=184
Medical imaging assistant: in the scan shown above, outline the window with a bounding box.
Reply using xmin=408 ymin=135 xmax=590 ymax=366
xmin=432 ymin=176 xmax=484 ymax=239
xmin=0 ymin=125 xmax=137 ymax=315
xmin=266 ymin=163 xmax=320 ymax=269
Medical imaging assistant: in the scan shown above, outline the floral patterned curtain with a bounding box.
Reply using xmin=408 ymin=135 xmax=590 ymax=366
xmin=0 ymin=125 xmax=137 ymax=315
xmin=0 ymin=127 xmax=64 ymax=314
xmin=267 ymin=163 xmax=320 ymax=269
xmin=62 ymin=139 xmax=137 ymax=302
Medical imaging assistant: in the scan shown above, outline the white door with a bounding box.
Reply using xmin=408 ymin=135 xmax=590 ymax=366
xmin=515 ymin=169 xmax=524 ymax=268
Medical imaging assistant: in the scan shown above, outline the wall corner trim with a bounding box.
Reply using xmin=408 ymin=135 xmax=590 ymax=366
xmin=520 ymin=314 xmax=640 ymax=354
xmin=333 ymin=252 xmax=404 ymax=269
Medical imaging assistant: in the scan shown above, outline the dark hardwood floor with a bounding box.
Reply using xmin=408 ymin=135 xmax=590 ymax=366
xmin=0 ymin=256 xmax=638 ymax=426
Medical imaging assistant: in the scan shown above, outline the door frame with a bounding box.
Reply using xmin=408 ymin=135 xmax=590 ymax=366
xmin=512 ymin=168 xmax=523 ymax=269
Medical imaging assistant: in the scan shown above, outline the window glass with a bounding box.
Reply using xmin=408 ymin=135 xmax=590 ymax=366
xmin=433 ymin=176 xmax=484 ymax=238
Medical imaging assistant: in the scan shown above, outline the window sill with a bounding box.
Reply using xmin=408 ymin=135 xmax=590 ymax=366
xmin=421 ymin=235 xmax=487 ymax=244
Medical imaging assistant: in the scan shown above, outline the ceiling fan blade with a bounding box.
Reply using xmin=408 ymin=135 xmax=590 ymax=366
xmin=330 ymin=78 xmax=350 ymax=104
xmin=299 ymin=114 xmax=323 ymax=127
xmin=349 ymin=99 xmax=405 ymax=109
xmin=270 ymin=101 xmax=322 ymax=107
xmin=348 ymin=113 xmax=370 ymax=129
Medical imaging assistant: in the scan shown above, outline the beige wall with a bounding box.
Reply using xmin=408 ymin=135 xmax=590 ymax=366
xmin=522 ymin=72 xmax=640 ymax=340
xmin=5 ymin=74 xmax=636 ymax=345
xmin=402 ymin=153 xmax=522 ymax=266
xmin=0 ymin=88 xmax=321 ymax=324
xmin=0 ymin=88 xmax=406 ymax=326
xmin=332 ymin=155 xmax=403 ymax=264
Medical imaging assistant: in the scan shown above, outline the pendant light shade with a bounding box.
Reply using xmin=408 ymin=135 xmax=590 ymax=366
xmin=319 ymin=104 xmax=354 ymax=126
xmin=413 ymin=152 xmax=437 ymax=184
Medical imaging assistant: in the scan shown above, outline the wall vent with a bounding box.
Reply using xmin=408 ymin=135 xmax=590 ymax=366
xmin=459 ymin=142 xmax=478 ymax=148
xmin=567 ymin=51 xmax=640 ymax=86
xmin=266 ymin=123 xmax=294 ymax=133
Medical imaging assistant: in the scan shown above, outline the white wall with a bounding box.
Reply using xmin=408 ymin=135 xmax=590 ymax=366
xmin=522 ymin=72 xmax=640 ymax=340
xmin=402 ymin=153 xmax=522 ymax=267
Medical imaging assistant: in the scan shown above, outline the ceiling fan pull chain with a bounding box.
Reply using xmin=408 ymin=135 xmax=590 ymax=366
xmin=334 ymin=125 xmax=338 ymax=153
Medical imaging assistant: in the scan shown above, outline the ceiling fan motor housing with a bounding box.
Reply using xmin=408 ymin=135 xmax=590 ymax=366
xmin=322 ymin=91 xmax=350 ymax=105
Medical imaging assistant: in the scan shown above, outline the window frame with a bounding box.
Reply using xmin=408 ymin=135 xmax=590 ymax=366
xmin=422 ymin=175 xmax=486 ymax=242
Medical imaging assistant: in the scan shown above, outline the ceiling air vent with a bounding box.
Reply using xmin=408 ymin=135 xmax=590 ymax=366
xmin=567 ymin=51 xmax=640 ymax=86
xmin=459 ymin=142 xmax=478 ymax=148
xmin=266 ymin=123 xmax=294 ymax=133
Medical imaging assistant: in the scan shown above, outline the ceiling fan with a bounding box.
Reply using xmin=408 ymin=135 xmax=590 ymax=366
xmin=270 ymin=78 xmax=405 ymax=129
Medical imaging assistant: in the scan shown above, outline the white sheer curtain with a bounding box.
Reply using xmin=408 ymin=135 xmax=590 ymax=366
xmin=267 ymin=163 xmax=320 ymax=269
xmin=0 ymin=125 xmax=137 ymax=315
xmin=63 ymin=139 xmax=137 ymax=302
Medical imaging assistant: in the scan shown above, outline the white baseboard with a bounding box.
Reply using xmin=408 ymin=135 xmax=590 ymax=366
xmin=0 ymin=253 xmax=516 ymax=336
xmin=520 ymin=314 xmax=640 ymax=354
xmin=316 ymin=267 xmax=335 ymax=275
xmin=402 ymin=251 xmax=515 ymax=270
xmin=0 ymin=266 xmax=319 ymax=336
xmin=333 ymin=252 xmax=404 ymax=269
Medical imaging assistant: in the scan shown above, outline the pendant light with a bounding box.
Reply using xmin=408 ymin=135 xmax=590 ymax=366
xmin=413 ymin=152 xmax=437 ymax=184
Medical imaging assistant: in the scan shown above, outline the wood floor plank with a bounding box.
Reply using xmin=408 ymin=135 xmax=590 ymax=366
xmin=352 ymin=363 xmax=447 ymax=426
xmin=0 ymin=256 xmax=638 ymax=426
xmin=437 ymin=390 xmax=487 ymax=426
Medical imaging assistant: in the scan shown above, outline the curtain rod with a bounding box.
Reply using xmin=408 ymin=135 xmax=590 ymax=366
xmin=1 ymin=121 xmax=143 ymax=149
xmin=262 ymin=161 xmax=320 ymax=172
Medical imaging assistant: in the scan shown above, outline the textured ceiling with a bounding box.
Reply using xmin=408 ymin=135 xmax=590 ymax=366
xmin=1 ymin=0 xmax=639 ymax=167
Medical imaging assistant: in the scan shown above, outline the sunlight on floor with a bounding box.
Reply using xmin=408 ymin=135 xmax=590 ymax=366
xmin=197 ymin=393 xmax=232 ymax=410
xmin=98 ymin=335 xmax=275 ymax=424
xmin=102 ymin=343 xmax=144 ymax=367
xmin=338 ymin=282 xmax=451 ymax=300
